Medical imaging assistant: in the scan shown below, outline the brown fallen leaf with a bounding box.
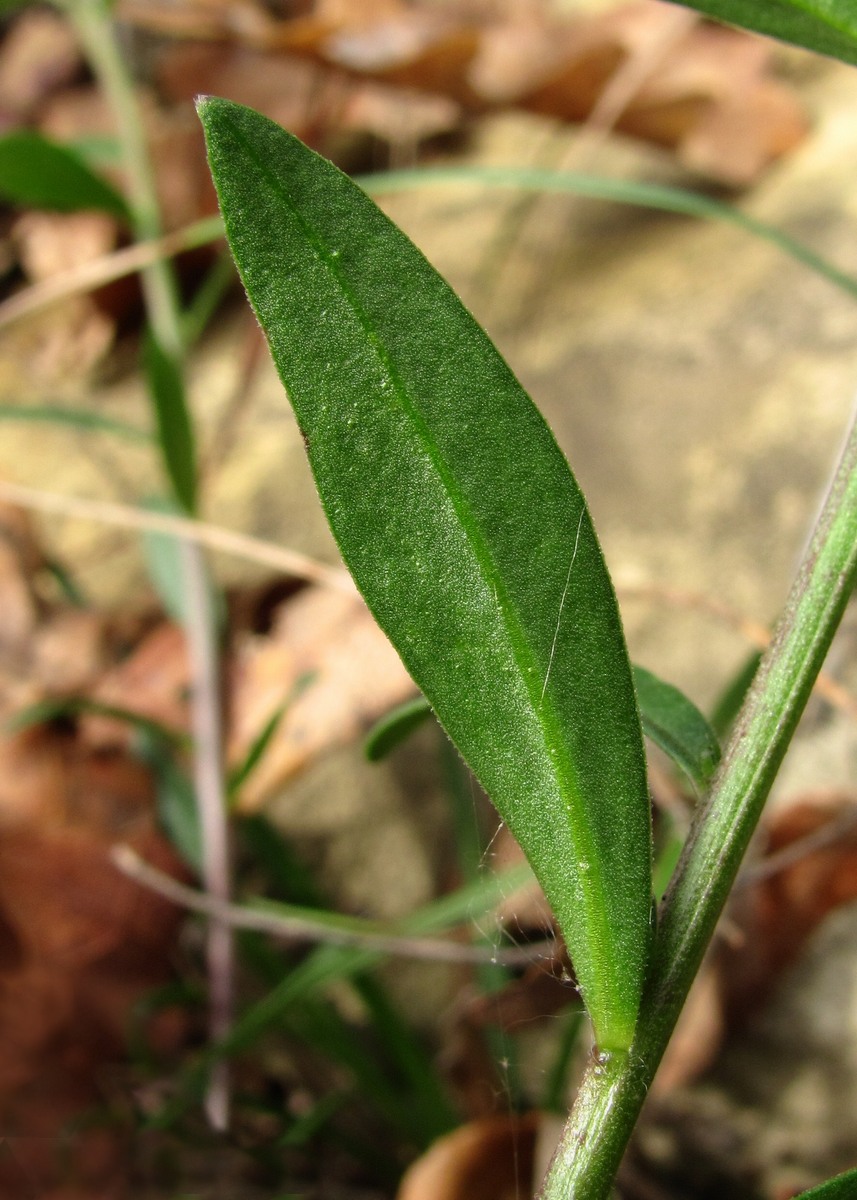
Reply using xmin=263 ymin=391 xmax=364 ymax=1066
xmin=82 ymin=619 xmax=190 ymax=748
xmin=0 ymin=728 xmax=188 ymax=1198
xmin=123 ymin=0 xmax=807 ymax=185
xmin=397 ymin=1112 xmax=540 ymax=1200
xmin=8 ymin=210 xmax=119 ymax=377
xmin=230 ymin=584 xmax=416 ymax=810
xmin=720 ymin=792 xmax=857 ymax=1026
xmin=0 ymin=8 xmax=82 ymax=126
xmin=651 ymin=792 xmax=857 ymax=1093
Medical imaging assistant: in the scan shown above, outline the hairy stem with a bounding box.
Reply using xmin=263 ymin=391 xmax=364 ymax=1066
xmin=540 ymin=407 xmax=857 ymax=1198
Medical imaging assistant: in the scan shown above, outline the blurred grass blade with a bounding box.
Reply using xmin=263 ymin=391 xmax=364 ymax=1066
xmin=143 ymin=333 xmax=197 ymax=514
xmin=200 ymin=98 xmax=652 ymax=1051
xmin=364 ymin=696 xmax=432 ymax=761
xmin=633 ymin=666 xmax=721 ymax=794
xmin=278 ymin=1091 xmax=346 ymax=1148
xmin=228 ymin=702 xmax=289 ymax=799
xmin=153 ymin=863 xmax=533 ymax=1124
xmin=663 ymin=0 xmax=857 ymax=67
xmin=228 ymin=673 xmax=314 ymax=801
xmin=796 ymin=1169 xmax=857 ymax=1199
xmin=0 ymin=130 xmax=130 ymax=219
xmin=0 ymin=403 xmax=151 ymax=441
xmin=366 ymin=167 xmax=857 ymax=305
xmin=7 ymin=694 xmax=186 ymax=745
xmin=237 ymin=814 xmax=457 ymax=1137
xmin=137 ymin=730 xmax=202 ymax=871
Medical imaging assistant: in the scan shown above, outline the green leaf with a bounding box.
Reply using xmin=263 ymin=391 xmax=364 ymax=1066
xmin=228 ymin=702 xmax=289 ymax=799
xmin=795 ymin=1169 xmax=857 ymax=1199
xmin=0 ymin=403 xmax=150 ymax=441
xmin=199 ymin=97 xmax=652 ymax=1052
xmin=364 ymin=696 xmax=433 ymax=761
xmin=0 ymin=130 xmax=130 ymax=219
xmin=6 ymin=694 xmax=186 ymax=746
xmin=147 ymin=741 xmax=201 ymax=872
xmin=142 ymin=334 xmax=197 ymax=515
xmin=367 ymin=668 xmax=723 ymax=795
xmin=633 ymin=666 xmax=721 ymax=794
xmin=664 ymin=0 xmax=857 ymax=67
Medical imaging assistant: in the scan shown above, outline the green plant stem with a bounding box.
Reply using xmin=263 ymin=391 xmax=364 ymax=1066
xmin=539 ymin=409 xmax=857 ymax=1199
xmin=62 ymin=0 xmax=232 ymax=1129
xmin=63 ymin=0 xmax=181 ymax=357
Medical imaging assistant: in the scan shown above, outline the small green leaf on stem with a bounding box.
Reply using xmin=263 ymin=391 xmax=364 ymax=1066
xmin=364 ymin=696 xmax=432 ymax=761
xmin=199 ymin=98 xmax=652 ymax=1051
xmin=0 ymin=130 xmax=130 ymax=219
xmin=633 ymin=665 xmax=721 ymax=794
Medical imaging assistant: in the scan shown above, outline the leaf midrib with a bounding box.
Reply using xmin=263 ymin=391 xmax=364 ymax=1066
xmin=227 ymin=114 xmax=616 ymax=984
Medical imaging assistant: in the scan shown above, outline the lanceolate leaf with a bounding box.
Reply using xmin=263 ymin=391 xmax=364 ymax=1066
xmin=672 ymin=0 xmax=857 ymax=66
xmin=0 ymin=130 xmax=130 ymax=219
xmin=199 ymin=98 xmax=652 ymax=1051
xmin=795 ymin=1169 xmax=857 ymax=1200
xmin=366 ymin=668 xmax=723 ymax=795
xmin=633 ymin=666 xmax=721 ymax=794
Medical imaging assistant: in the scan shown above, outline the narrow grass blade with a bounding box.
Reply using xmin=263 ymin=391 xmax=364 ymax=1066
xmin=200 ymin=98 xmax=652 ymax=1051
xmin=365 ymin=167 xmax=857 ymax=305
xmin=143 ymin=334 xmax=197 ymax=515
xmin=153 ymin=863 xmax=532 ymax=1124
xmin=140 ymin=497 xmax=224 ymax=627
xmin=633 ymin=666 xmax=721 ymax=794
xmin=364 ymin=696 xmax=432 ymax=761
xmin=0 ymin=130 xmax=130 ymax=219
xmin=138 ymin=733 xmax=201 ymax=871
xmin=0 ymin=404 xmax=151 ymax=441
xmin=7 ymin=694 xmax=186 ymax=745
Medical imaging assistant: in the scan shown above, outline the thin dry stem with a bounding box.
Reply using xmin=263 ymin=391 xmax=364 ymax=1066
xmin=0 ymin=479 xmax=355 ymax=592
xmin=111 ymin=844 xmax=555 ymax=966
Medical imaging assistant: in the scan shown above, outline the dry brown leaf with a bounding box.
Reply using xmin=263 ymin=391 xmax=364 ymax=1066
xmin=0 ymin=730 xmax=187 ymax=1198
xmin=8 ymin=210 xmax=119 ymax=376
xmin=651 ymin=793 xmax=857 ymax=1093
xmin=156 ymin=40 xmax=348 ymax=149
xmin=83 ymin=620 xmax=190 ymax=748
xmin=0 ymin=501 xmax=42 ymax=661
xmin=720 ymin=793 xmax=857 ymax=1026
xmin=230 ymin=584 xmax=416 ymax=810
xmin=0 ymin=502 xmax=113 ymax=723
xmin=12 ymin=210 xmax=118 ymax=283
xmin=122 ymin=0 xmax=807 ymax=184
xmin=397 ymin=1113 xmax=540 ymax=1200
xmin=0 ymin=8 xmax=82 ymax=125
xmin=324 ymin=13 xmax=481 ymax=106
